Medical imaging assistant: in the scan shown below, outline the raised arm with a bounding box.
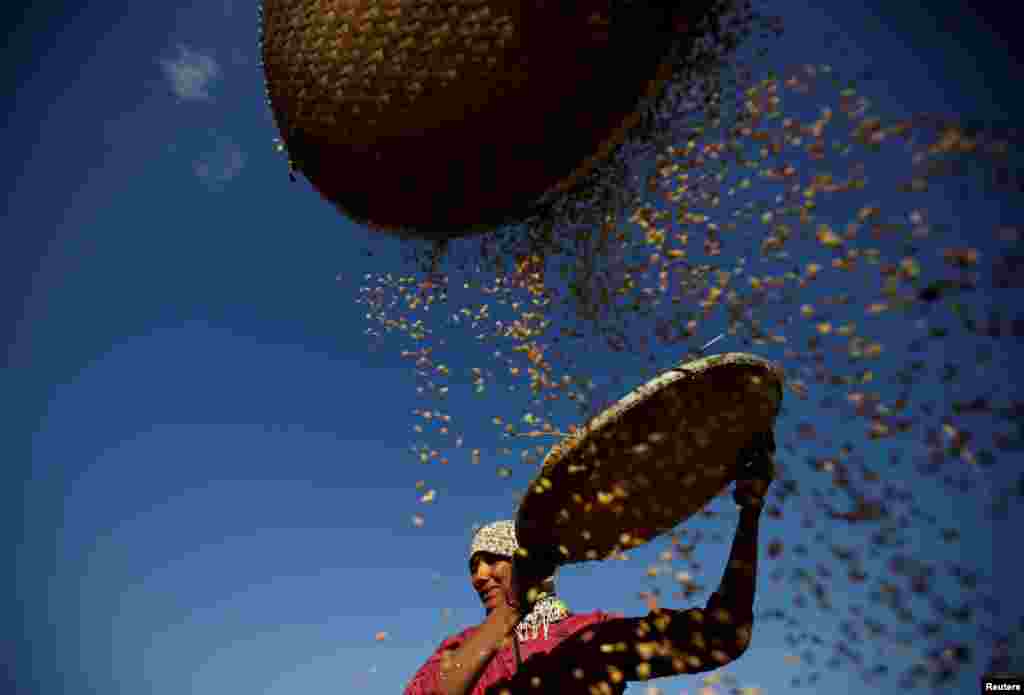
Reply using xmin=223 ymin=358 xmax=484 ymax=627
xmin=606 ymin=432 xmax=774 ymax=681
xmin=480 ymin=597 xmax=752 ymax=695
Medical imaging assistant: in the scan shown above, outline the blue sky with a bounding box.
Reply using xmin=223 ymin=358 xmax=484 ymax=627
xmin=4 ymin=1 xmax=1023 ymax=694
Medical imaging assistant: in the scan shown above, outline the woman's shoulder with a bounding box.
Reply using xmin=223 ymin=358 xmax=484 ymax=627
xmin=435 ymin=617 xmax=512 ymax=651
xmin=436 ymin=623 xmax=478 ymax=650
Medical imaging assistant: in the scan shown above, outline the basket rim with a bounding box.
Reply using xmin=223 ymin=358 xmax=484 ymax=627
xmin=536 ymin=351 xmax=784 ymax=474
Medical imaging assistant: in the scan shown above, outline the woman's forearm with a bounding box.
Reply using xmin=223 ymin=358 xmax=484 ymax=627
xmin=712 ymin=506 xmax=761 ymax=627
xmin=438 ymin=608 xmax=519 ymax=695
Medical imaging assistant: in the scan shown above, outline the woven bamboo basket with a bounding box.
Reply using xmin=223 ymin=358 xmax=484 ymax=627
xmin=516 ymin=352 xmax=784 ymax=565
xmin=259 ymin=0 xmax=714 ymax=238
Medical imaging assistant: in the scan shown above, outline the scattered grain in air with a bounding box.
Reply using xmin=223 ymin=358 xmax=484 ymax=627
xmin=354 ymin=41 xmax=1016 ymax=693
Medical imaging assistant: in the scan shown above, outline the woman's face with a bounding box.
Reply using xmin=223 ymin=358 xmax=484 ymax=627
xmin=469 ymin=551 xmax=513 ymax=613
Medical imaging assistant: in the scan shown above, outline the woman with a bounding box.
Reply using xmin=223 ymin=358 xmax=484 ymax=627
xmin=404 ymin=432 xmax=777 ymax=695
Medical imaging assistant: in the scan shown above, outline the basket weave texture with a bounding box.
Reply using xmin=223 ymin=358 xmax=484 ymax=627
xmin=516 ymin=352 xmax=784 ymax=564
xmin=259 ymin=0 xmax=707 ymax=236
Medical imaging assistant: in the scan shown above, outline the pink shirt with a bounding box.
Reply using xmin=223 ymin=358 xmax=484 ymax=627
xmin=403 ymin=611 xmax=626 ymax=695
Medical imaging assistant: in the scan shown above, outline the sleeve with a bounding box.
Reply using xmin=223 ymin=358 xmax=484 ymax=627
xmin=483 ymin=601 xmax=750 ymax=693
xmin=403 ymin=635 xmax=462 ymax=695
xmin=704 ymin=589 xmax=754 ymax=628
xmin=587 ymin=594 xmax=752 ymax=680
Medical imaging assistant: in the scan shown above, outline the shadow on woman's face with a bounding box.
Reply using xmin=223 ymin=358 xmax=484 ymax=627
xmin=470 ymin=552 xmax=514 ymax=614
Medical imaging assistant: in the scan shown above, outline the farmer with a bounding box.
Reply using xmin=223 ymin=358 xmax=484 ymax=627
xmin=403 ymin=432 xmax=776 ymax=695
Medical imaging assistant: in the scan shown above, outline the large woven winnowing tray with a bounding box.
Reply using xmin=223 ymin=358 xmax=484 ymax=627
xmin=516 ymin=352 xmax=783 ymax=565
xmin=258 ymin=0 xmax=708 ymax=236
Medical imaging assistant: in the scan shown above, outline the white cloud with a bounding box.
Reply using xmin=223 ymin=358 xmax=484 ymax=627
xmin=160 ymin=44 xmax=221 ymax=101
xmin=193 ymin=135 xmax=246 ymax=191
